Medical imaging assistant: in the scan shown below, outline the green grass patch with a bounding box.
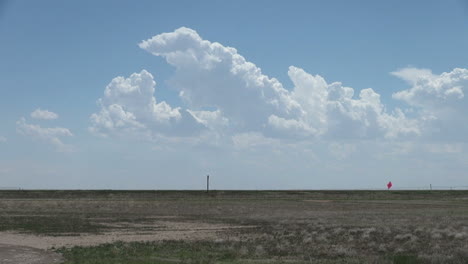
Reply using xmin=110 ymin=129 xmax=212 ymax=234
xmin=59 ymin=241 xmax=245 ymax=264
xmin=57 ymin=240 xmax=399 ymax=264
xmin=57 ymin=240 xmax=317 ymax=264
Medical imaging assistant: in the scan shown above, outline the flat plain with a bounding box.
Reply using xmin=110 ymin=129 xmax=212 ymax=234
xmin=0 ymin=190 xmax=467 ymax=263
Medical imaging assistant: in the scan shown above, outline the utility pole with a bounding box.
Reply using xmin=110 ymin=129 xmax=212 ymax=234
xmin=430 ymin=184 xmax=432 ymax=190
xmin=206 ymin=175 xmax=210 ymax=193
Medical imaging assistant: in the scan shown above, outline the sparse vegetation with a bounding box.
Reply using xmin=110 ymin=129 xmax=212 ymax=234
xmin=0 ymin=215 xmax=103 ymax=235
xmin=1 ymin=190 xmax=468 ymax=263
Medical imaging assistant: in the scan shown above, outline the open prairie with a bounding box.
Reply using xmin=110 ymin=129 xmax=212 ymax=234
xmin=0 ymin=190 xmax=467 ymax=263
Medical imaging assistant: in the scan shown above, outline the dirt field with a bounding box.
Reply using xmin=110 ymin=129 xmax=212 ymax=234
xmin=0 ymin=244 xmax=62 ymax=264
xmin=0 ymin=190 xmax=467 ymax=263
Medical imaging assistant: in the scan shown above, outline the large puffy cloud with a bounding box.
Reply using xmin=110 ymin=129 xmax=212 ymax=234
xmin=392 ymin=67 xmax=468 ymax=140
xmin=392 ymin=67 xmax=467 ymax=106
xmin=16 ymin=117 xmax=73 ymax=152
xmin=89 ymin=70 xmax=207 ymax=138
xmin=139 ymin=27 xmax=418 ymax=139
xmin=274 ymin=66 xmax=420 ymax=139
xmin=139 ymin=27 xmax=302 ymax=135
xmin=91 ymin=27 xmax=467 ymax=144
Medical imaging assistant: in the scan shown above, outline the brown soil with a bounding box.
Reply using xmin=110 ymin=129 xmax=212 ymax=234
xmin=0 ymin=244 xmax=62 ymax=264
xmin=0 ymin=220 xmax=253 ymax=250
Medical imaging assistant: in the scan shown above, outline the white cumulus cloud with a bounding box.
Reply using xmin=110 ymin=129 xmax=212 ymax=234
xmin=280 ymin=66 xmax=420 ymax=139
xmin=392 ymin=67 xmax=467 ymax=107
xmin=139 ymin=27 xmax=302 ymax=135
xmin=31 ymin=108 xmax=59 ymax=120
xmin=90 ymin=27 xmax=468 ymax=147
xmin=138 ymin=27 xmax=418 ymax=140
xmin=89 ymin=69 xmax=208 ymax=138
xmin=16 ymin=117 xmax=73 ymax=152
xmin=392 ymin=67 xmax=468 ymax=140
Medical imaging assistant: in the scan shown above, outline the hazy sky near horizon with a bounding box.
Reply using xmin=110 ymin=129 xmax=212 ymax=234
xmin=1 ymin=0 xmax=468 ymax=189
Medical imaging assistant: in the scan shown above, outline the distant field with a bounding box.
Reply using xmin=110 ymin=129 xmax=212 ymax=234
xmin=1 ymin=190 xmax=468 ymax=263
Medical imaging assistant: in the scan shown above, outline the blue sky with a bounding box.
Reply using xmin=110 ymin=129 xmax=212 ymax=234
xmin=1 ymin=0 xmax=468 ymax=189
